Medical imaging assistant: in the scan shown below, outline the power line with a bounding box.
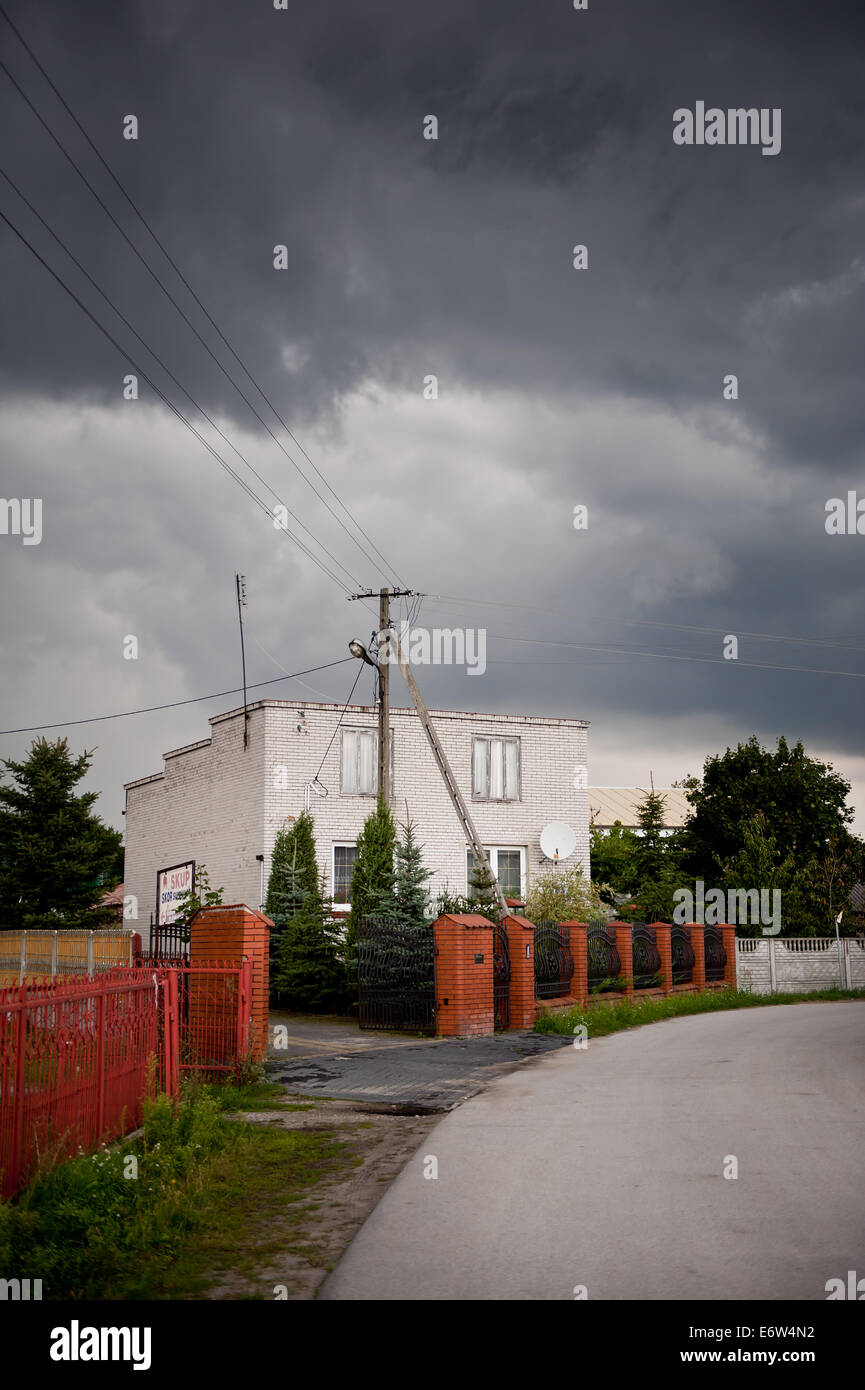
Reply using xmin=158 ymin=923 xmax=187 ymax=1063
xmin=0 ymin=203 xmax=355 ymax=595
xmin=0 ymin=166 xmax=366 ymax=593
xmin=0 ymin=660 xmax=355 ymax=736
xmin=423 ymin=593 xmax=865 ymax=654
xmin=0 ymin=7 xmax=405 ymax=589
xmin=479 ymin=633 xmax=865 ymax=679
xmin=314 ymin=665 xmax=368 ymax=782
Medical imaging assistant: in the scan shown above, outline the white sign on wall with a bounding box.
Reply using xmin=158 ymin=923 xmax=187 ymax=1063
xmin=156 ymin=861 xmax=195 ymax=925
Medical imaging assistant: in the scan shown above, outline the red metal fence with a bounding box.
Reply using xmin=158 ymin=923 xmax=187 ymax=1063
xmin=0 ymin=959 xmax=252 ymax=1199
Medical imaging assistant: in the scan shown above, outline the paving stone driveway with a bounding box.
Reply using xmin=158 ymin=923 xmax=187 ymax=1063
xmin=266 ymin=1014 xmax=571 ymax=1110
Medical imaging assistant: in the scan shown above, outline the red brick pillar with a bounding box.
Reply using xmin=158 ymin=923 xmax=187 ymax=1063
xmin=721 ymin=924 xmax=737 ymax=989
xmin=690 ymin=923 xmax=706 ymax=991
xmin=613 ymin=922 xmax=634 ymax=999
xmin=560 ymin=922 xmax=588 ymax=1006
xmin=503 ymin=915 xmax=536 ymax=1029
xmin=654 ymin=922 xmax=673 ymax=996
xmin=432 ymin=914 xmax=494 ymax=1036
xmin=189 ymin=904 xmax=271 ymax=1062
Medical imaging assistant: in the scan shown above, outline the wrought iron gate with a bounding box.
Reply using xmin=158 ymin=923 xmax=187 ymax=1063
xmin=671 ymin=925 xmax=696 ymax=985
xmin=492 ymin=921 xmax=511 ymax=1029
xmin=631 ymin=921 xmax=662 ymax=990
xmin=704 ymin=926 xmax=727 ymax=982
xmin=587 ymin=922 xmax=622 ymax=993
xmin=357 ymin=917 xmax=437 ymax=1034
xmin=534 ymin=923 xmax=574 ymax=1000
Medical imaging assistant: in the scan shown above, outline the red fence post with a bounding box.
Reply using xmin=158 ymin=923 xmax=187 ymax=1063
xmin=164 ymin=970 xmax=180 ymax=1097
xmin=11 ymin=985 xmax=27 ymax=1195
xmin=95 ymin=987 xmax=106 ymax=1143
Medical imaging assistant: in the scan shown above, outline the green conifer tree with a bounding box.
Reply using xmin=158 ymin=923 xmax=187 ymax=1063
xmin=0 ymin=737 xmax=123 ymax=929
xmin=393 ymin=813 xmax=433 ymax=928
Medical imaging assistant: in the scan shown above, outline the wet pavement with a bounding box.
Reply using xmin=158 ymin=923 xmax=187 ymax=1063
xmin=266 ymin=1014 xmax=571 ymax=1110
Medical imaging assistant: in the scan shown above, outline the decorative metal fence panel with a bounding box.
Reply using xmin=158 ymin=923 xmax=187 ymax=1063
xmin=0 ymin=969 xmax=161 ymax=1199
xmin=704 ymin=926 xmax=727 ymax=982
xmin=533 ymin=922 xmax=574 ymax=1000
xmin=492 ymin=921 xmax=511 ymax=1029
xmin=0 ymin=960 xmax=252 ymax=1197
xmin=631 ymin=922 xmax=662 ymax=991
xmin=147 ymin=914 xmax=190 ymax=964
xmin=587 ymin=922 xmax=622 ymax=993
xmin=357 ymin=917 xmax=437 ymax=1034
xmin=671 ymin=925 xmax=696 ymax=985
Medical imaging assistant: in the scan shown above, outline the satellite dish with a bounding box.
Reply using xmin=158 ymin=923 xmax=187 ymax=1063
xmin=540 ymin=822 xmax=576 ymax=862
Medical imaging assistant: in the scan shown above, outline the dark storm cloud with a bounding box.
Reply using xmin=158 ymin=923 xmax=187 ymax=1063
xmin=1 ymin=0 xmax=864 ymax=459
xmin=1 ymin=0 xmax=863 ymax=827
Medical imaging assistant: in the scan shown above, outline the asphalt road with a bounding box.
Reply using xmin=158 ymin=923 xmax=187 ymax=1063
xmin=320 ymin=1003 xmax=865 ymax=1300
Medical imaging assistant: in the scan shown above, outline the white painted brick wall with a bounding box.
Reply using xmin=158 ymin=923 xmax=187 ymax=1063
xmin=125 ymin=698 xmax=590 ymax=925
xmin=124 ymin=707 xmax=267 ymax=927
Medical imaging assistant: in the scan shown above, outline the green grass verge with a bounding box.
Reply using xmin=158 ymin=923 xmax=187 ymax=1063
xmin=534 ymin=985 xmax=865 ymax=1037
xmin=0 ymin=1082 xmax=358 ymax=1300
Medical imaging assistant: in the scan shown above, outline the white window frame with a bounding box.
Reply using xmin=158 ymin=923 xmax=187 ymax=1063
xmin=471 ymin=736 xmax=521 ymax=802
xmin=466 ymin=846 xmax=526 ymax=900
xmin=339 ymin=727 xmax=394 ymax=796
xmin=332 ymin=842 xmax=359 ymax=908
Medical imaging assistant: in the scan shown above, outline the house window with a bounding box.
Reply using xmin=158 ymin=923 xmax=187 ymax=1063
xmin=472 ymin=737 xmax=520 ymax=801
xmin=340 ymin=728 xmax=393 ymax=795
xmin=466 ymin=847 xmax=526 ymax=900
xmin=333 ymin=844 xmax=358 ymax=905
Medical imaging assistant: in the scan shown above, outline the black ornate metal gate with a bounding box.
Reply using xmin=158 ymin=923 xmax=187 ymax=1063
xmin=492 ymin=921 xmax=511 ymax=1030
xmin=671 ymin=924 xmax=696 ymax=985
xmin=587 ymin=922 xmax=622 ymax=993
xmin=704 ymin=925 xmax=727 ymax=983
xmin=631 ymin=921 xmax=662 ymax=991
xmin=357 ymin=917 xmax=437 ymax=1034
xmin=534 ymin=923 xmax=574 ymax=1000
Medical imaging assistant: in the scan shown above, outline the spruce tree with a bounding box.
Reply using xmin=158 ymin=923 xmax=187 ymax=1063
xmin=393 ymin=814 xmax=433 ymax=928
xmin=272 ymin=892 xmax=348 ymax=1013
xmin=265 ymin=811 xmax=322 ymax=921
xmin=346 ymin=796 xmax=397 ymax=950
xmin=0 ymin=737 xmax=123 ymax=929
xmin=467 ymin=855 xmax=502 ymax=918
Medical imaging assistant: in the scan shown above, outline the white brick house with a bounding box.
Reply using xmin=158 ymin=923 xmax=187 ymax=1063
xmin=123 ymin=699 xmax=590 ymax=927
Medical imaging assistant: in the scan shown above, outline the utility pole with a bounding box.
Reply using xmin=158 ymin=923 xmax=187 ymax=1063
xmin=235 ymin=573 xmax=249 ymax=749
xmin=378 ymin=587 xmax=390 ymax=802
xmin=348 ymin=587 xmax=414 ymax=803
xmin=348 ymin=587 xmax=506 ymax=914
xmin=392 ymin=634 xmax=507 ymax=916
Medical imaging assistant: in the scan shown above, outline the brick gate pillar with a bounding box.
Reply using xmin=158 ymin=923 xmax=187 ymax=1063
xmin=689 ymin=923 xmax=706 ymax=991
xmin=432 ymin=914 xmax=494 ymax=1036
xmin=613 ymin=922 xmax=635 ymax=999
xmin=560 ymin=922 xmax=588 ymax=1006
xmin=503 ymin=915 xmax=536 ymax=1029
xmin=654 ymin=922 xmax=673 ymax=996
xmin=189 ymin=904 xmax=271 ymax=1061
xmin=720 ymin=924 xmax=738 ymax=989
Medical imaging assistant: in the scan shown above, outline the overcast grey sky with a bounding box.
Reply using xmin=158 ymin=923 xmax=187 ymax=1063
xmin=1 ymin=0 xmax=863 ymax=834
